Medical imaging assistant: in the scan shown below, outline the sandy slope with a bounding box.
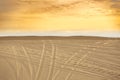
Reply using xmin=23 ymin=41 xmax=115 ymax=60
xmin=0 ymin=36 xmax=120 ymax=80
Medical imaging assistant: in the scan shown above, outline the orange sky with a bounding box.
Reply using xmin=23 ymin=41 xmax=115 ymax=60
xmin=0 ymin=0 xmax=120 ymax=32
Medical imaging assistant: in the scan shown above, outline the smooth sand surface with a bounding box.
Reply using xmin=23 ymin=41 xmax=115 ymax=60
xmin=0 ymin=36 xmax=120 ymax=80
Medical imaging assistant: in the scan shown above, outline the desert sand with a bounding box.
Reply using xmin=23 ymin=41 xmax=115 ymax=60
xmin=0 ymin=36 xmax=120 ymax=80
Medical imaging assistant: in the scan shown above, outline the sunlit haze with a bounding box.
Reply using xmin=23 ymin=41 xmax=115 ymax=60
xmin=0 ymin=0 xmax=120 ymax=36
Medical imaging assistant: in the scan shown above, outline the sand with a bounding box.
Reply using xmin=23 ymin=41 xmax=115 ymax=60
xmin=0 ymin=36 xmax=120 ymax=80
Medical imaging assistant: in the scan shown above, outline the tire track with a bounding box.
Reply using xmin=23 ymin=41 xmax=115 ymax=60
xmin=47 ymin=40 xmax=56 ymax=80
xmin=21 ymin=46 xmax=33 ymax=80
xmin=35 ymin=40 xmax=46 ymax=80
xmin=64 ymin=53 xmax=88 ymax=80
xmin=52 ymin=52 xmax=78 ymax=80
xmin=12 ymin=46 xmax=20 ymax=80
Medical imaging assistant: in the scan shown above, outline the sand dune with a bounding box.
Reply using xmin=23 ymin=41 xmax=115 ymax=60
xmin=0 ymin=36 xmax=120 ymax=80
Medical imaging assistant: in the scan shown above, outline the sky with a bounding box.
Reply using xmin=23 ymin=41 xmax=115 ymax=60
xmin=0 ymin=0 xmax=120 ymax=37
